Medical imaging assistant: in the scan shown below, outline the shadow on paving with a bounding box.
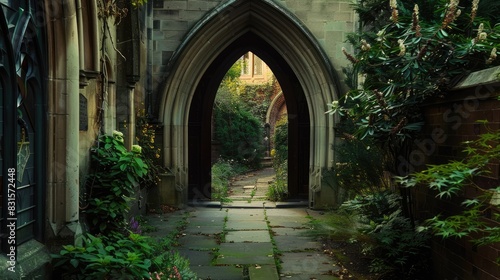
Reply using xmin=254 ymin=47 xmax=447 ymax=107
xmin=145 ymin=168 xmax=341 ymax=280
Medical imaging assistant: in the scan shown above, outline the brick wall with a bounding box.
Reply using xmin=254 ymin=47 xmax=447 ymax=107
xmin=416 ymin=69 xmax=500 ymax=280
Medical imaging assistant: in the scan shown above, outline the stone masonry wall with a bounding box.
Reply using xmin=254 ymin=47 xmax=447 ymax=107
xmin=150 ymin=0 xmax=356 ymax=114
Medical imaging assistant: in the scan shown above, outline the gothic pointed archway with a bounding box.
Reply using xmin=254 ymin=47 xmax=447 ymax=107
xmin=189 ymin=32 xmax=309 ymax=200
xmin=159 ymin=0 xmax=341 ymax=207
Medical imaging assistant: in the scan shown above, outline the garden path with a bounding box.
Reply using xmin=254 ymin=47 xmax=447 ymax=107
xmin=146 ymin=168 xmax=341 ymax=279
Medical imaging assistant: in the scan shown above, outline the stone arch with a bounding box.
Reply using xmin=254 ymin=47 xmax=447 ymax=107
xmin=159 ymin=0 xmax=340 ymax=207
xmin=266 ymin=91 xmax=287 ymax=149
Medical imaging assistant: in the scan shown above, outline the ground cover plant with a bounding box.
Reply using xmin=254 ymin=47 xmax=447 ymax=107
xmin=51 ymin=218 xmax=197 ymax=280
xmin=211 ymin=159 xmax=249 ymax=203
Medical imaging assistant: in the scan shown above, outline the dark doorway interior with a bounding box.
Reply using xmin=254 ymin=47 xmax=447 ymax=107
xmin=188 ymin=32 xmax=310 ymax=201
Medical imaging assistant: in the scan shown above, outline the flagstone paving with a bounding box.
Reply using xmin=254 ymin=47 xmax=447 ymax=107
xmin=146 ymin=168 xmax=339 ymax=279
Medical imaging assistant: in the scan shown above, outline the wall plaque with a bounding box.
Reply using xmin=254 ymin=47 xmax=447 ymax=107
xmin=80 ymin=94 xmax=88 ymax=131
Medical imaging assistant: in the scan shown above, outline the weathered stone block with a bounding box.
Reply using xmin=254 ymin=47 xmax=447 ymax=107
xmin=163 ymin=0 xmax=187 ymax=10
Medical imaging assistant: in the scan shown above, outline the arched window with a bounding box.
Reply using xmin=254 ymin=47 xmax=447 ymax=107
xmin=0 ymin=0 xmax=46 ymax=251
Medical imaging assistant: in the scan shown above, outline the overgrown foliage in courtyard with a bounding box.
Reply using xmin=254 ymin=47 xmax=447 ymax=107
xmin=211 ymin=159 xmax=249 ymax=203
xmin=52 ymin=215 xmax=197 ymax=279
xmin=54 ymin=131 xmax=196 ymax=279
xmin=213 ymin=61 xmax=269 ymax=169
xmin=84 ymin=131 xmax=148 ymax=234
xmin=330 ymin=0 xmax=500 ymax=176
xmin=396 ymin=123 xmax=500 ymax=255
xmin=324 ymin=0 xmax=500 ymax=277
xmin=267 ymin=117 xmax=289 ymax=201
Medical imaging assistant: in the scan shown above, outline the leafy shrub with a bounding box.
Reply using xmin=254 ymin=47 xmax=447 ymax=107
xmin=52 ymin=232 xmax=153 ymax=279
xmin=213 ymin=103 xmax=264 ymax=169
xmin=272 ymin=118 xmax=288 ymax=167
xmin=52 ymin=232 xmax=197 ymax=280
xmin=84 ymin=131 xmax=148 ymax=234
xmin=340 ymin=191 xmax=431 ymax=279
xmin=267 ymin=118 xmax=288 ymax=201
xmin=327 ymin=0 xmax=500 ymax=181
xmin=211 ymin=159 xmax=248 ymax=202
xmin=267 ymin=160 xmax=288 ymax=201
xmin=329 ymin=132 xmax=388 ymax=197
xmin=341 ymin=191 xmax=401 ymax=224
xmin=396 ymin=125 xmax=500 ymax=251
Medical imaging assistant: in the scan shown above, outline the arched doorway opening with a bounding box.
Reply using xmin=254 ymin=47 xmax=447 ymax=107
xmin=159 ymin=0 xmax=340 ymax=208
xmin=189 ymin=32 xmax=308 ymax=200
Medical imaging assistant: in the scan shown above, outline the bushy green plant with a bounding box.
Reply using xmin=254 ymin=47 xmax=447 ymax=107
xmin=396 ymin=124 xmax=500 ymax=252
xmin=329 ymin=127 xmax=388 ymax=197
xmin=84 ymin=131 xmax=148 ymax=233
xmin=52 ymin=232 xmax=197 ymax=280
xmin=328 ymin=0 xmax=500 ymax=177
xmin=340 ymin=191 xmax=431 ymax=278
xmin=213 ymin=102 xmax=264 ymax=168
xmin=267 ymin=118 xmax=288 ymax=201
xmin=341 ymin=191 xmax=401 ymax=224
xmin=363 ymin=211 xmax=431 ymax=277
xmin=52 ymin=232 xmax=154 ymax=279
xmin=267 ymin=160 xmax=288 ymax=202
xmin=211 ymin=159 xmax=248 ymax=203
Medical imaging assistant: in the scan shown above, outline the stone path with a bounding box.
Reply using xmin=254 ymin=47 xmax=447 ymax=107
xmin=146 ymin=168 xmax=340 ymax=279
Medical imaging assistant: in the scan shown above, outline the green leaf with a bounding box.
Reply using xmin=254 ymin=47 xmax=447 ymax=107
xmin=461 ymin=199 xmax=480 ymax=207
xmin=127 ymin=172 xmax=138 ymax=186
xmin=70 ymin=258 xmax=79 ymax=268
xmin=120 ymin=164 xmax=127 ymax=171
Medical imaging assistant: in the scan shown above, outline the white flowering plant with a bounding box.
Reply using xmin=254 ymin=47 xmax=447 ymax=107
xmin=326 ymin=1 xmax=500 ymax=274
xmin=331 ymin=0 xmax=500 ymax=175
xmin=85 ymin=132 xmax=148 ymax=233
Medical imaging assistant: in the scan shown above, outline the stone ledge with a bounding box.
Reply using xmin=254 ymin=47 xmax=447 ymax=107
xmin=454 ymin=66 xmax=500 ymax=89
xmin=0 ymin=239 xmax=52 ymax=279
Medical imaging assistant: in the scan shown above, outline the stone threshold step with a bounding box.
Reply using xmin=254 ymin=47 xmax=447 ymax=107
xmin=187 ymin=201 xmax=309 ymax=208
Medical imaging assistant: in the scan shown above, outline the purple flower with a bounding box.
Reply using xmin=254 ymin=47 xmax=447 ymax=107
xmin=129 ymin=217 xmax=142 ymax=234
